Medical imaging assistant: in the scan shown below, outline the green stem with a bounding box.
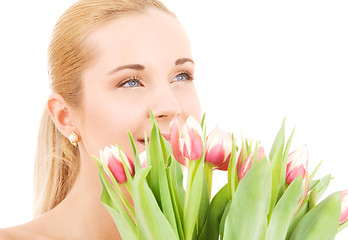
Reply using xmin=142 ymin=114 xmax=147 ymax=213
xmin=184 ymin=159 xmax=200 ymax=214
xmin=124 ymin=182 xmax=133 ymax=199
xmin=204 ymin=163 xmax=213 ymax=200
xmin=184 ymin=160 xmax=194 ymax=214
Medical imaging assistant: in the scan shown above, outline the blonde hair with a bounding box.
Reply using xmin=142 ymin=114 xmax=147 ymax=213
xmin=34 ymin=0 xmax=175 ymax=217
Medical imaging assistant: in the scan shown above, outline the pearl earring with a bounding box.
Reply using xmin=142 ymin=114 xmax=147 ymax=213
xmin=68 ymin=131 xmax=80 ymax=147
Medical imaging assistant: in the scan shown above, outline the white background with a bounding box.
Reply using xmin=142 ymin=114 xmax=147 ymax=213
xmin=0 ymin=0 xmax=347 ymax=238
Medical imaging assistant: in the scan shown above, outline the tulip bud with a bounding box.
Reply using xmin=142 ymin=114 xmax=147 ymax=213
xmin=170 ymin=117 xmax=187 ymax=165
xmin=340 ymin=190 xmax=348 ymax=225
xmin=205 ymin=126 xmax=232 ymax=171
xmin=237 ymin=144 xmax=265 ymax=181
xmin=286 ymin=145 xmax=309 ymax=185
xmin=286 ymin=145 xmax=310 ymax=210
xmin=100 ymin=145 xmax=135 ymax=184
xmin=170 ymin=115 xmax=204 ymax=165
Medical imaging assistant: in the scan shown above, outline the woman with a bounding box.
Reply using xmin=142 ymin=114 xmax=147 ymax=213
xmin=0 ymin=0 xmax=201 ymax=239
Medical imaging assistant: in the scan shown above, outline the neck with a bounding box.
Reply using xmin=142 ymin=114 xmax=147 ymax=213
xmin=35 ymin=144 xmax=123 ymax=239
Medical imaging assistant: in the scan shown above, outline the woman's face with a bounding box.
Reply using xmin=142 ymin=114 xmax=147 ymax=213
xmin=75 ymin=8 xmax=201 ymax=159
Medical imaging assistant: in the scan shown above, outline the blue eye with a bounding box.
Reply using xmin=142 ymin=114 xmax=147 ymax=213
xmin=121 ymin=78 xmax=141 ymax=88
xmin=173 ymin=72 xmax=193 ymax=82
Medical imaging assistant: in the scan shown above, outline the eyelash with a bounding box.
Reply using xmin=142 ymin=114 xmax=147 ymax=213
xmin=117 ymin=70 xmax=194 ymax=88
xmin=118 ymin=76 xmax=143 ymax=88
xmin=174 ymin=70 xmax=194 ymax=82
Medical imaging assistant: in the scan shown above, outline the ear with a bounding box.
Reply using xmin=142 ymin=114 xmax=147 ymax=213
xmin=47 ymin=93 xmax=75 ymax=138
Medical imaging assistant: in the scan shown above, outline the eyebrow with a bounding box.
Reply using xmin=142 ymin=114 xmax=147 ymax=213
xmin=175 ymin=58 xmax=195 ymax=65
xmin=108 ymin=64 xmax=145 ymax=75
xmin=108 ymin=58 xmax=194 ymax=75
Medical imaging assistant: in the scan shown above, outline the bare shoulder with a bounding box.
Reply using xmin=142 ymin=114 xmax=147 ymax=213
xmin=0 ymin=227 xmax=28 ymax=240
xmin=0 ymin=226 xmax=34 ymax=240
xmin=0 ymin=220 xmax=54 ymax=240
xmin=0 ymin=228 xmax=13 ymax=240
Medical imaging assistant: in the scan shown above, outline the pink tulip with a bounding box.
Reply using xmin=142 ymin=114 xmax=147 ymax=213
xmin=170 ymin=115 xmax=204 ymax=166
xmin=100 ymin=145 xmax=135 ymax=184
xmin=170 ymin=117 xmax=187 ymax=165
xmin=286 ymin=145 xmax=310 ymax=210
xmin=139 ymin=151 xmax=147 ymax=168
xmin=237 ymin=144 xmax=265 ymax=181
xmin=205 ymin=126 xmax=232 ymax=171
xmin=340 ymin=190 xmax=348 ymax=225
xmin=286 ymin=145 xmax=309 ymax=185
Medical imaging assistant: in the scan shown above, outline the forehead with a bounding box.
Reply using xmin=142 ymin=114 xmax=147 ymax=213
xmin=86 ymin=8 xmax=192 ymax=67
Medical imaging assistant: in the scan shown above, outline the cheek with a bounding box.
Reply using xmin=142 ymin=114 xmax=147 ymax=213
xmin=80 ymin=91 xmax=147 ymax=157
xmin=177 ymin=84 xmax=201 ymax=121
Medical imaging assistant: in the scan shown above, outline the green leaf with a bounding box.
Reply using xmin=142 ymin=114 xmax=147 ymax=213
xmin=102 ymin=203 xmax=137 ymax=240
xmin=219 ymin=200 xmax=232 ymax=240
xmin=285 ymin=202 xmax=309 ymax=240
xmin=198 ymin=184 xmax=230 ymax=240
xmin=170 ymin=155 xmax=185 ymax=208
xmin=148 ymin=122 xmax=165 ymax=208
xmin=314 ymin=174 xmax=331 ymax=201
xmin=269 ymin=119 xmax=286 ymax=161
xmin=94 ymin=156 xmax=135 ymax=218
xmin=200 ymin=113 xmax=206 ymax=129
xmin=227 ymin=139 xmax=238 ymax=199
xmin=128 ymin=131 xmax=142 ymax=172
xmin=309 ymin=179 xmax=320 ymax=191
xmin=197 ymin=167 xmax=210 ymax=235
xmin=223 ymin=158 xmax=272 ymax=240
xmin=159 ymin=158 xmax=178 ymax=235
xmin=289 ymin=192 xmax=341 ymax=240
xmin=184 ymin=159 xmax=204 ymax=240
xmin=145 ymin=131 xmax=152 ymax=184
xmin=308 ymin=174 xmax=331 ymax=206
xmin=310 ymin=160 xmax=323 ymax=181
xmin=134 ymin=167 xmax=179 ymax=240
xmin=158 ymin=156 xmax=179 ymax=237
xmin=98 ymin=166 xmax=137 ymax=239
xmin=266 ymin=176 xmax=303 ymax=240
xmin=159 ymin=130 xmax=173 ymax=166
xmin=149 ymin=117 xmax=181 ymax=237
xmin=268 ymin=119 xmax=286 ymax=219
xmin=277 ymin=127 xmax=295 ymax=202
xmin=101 ymin=187 xmax=137 ymax=240
xmin=166 ymin=160 xmax=185 ymax=240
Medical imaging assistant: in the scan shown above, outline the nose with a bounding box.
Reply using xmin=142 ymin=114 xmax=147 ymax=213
xmin=149 ymin=85 xmax=182 ymax=122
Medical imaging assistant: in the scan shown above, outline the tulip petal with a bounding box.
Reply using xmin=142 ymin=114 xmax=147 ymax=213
xmin=286 ymin=164 xmax=307 ymax=184
xmin=205 ymin=142 xmax=226 ymax=165
xmin=170 ymin=117 xmax=187 ymax=165
xmin=287 ymin=145 xmax=308 ymax=172
xmin=205 ymin=132 xmax=227 ymax=170
xmin=108 ymin=155 xmax=128 ymax=184
xmin=341 ymin=190 xmax=348 ymax=224
xmin=185 ymin=129 xmax=203 ymax=160
xmin=238 ymin=154 xmax=254 ymax=181
xmin=215 ymin=155 xmax=230 ymax=171
xmin=181 ymin=116 xmax=203 ymax=161
xmin=139 ymin=151 xmax=147 ymax=168
xmin=205 ymin=126 xmax=232 ymax=169
xmin=100 ymin=145 xmax=135 ymax=184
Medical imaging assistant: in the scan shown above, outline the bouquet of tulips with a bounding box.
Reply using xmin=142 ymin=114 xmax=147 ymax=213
xmin=93 ymin=112 xmax=348 ymax=240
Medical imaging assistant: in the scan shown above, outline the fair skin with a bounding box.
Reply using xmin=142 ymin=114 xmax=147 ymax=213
xmin=0 ymin=8 xmax=201 ymax=240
